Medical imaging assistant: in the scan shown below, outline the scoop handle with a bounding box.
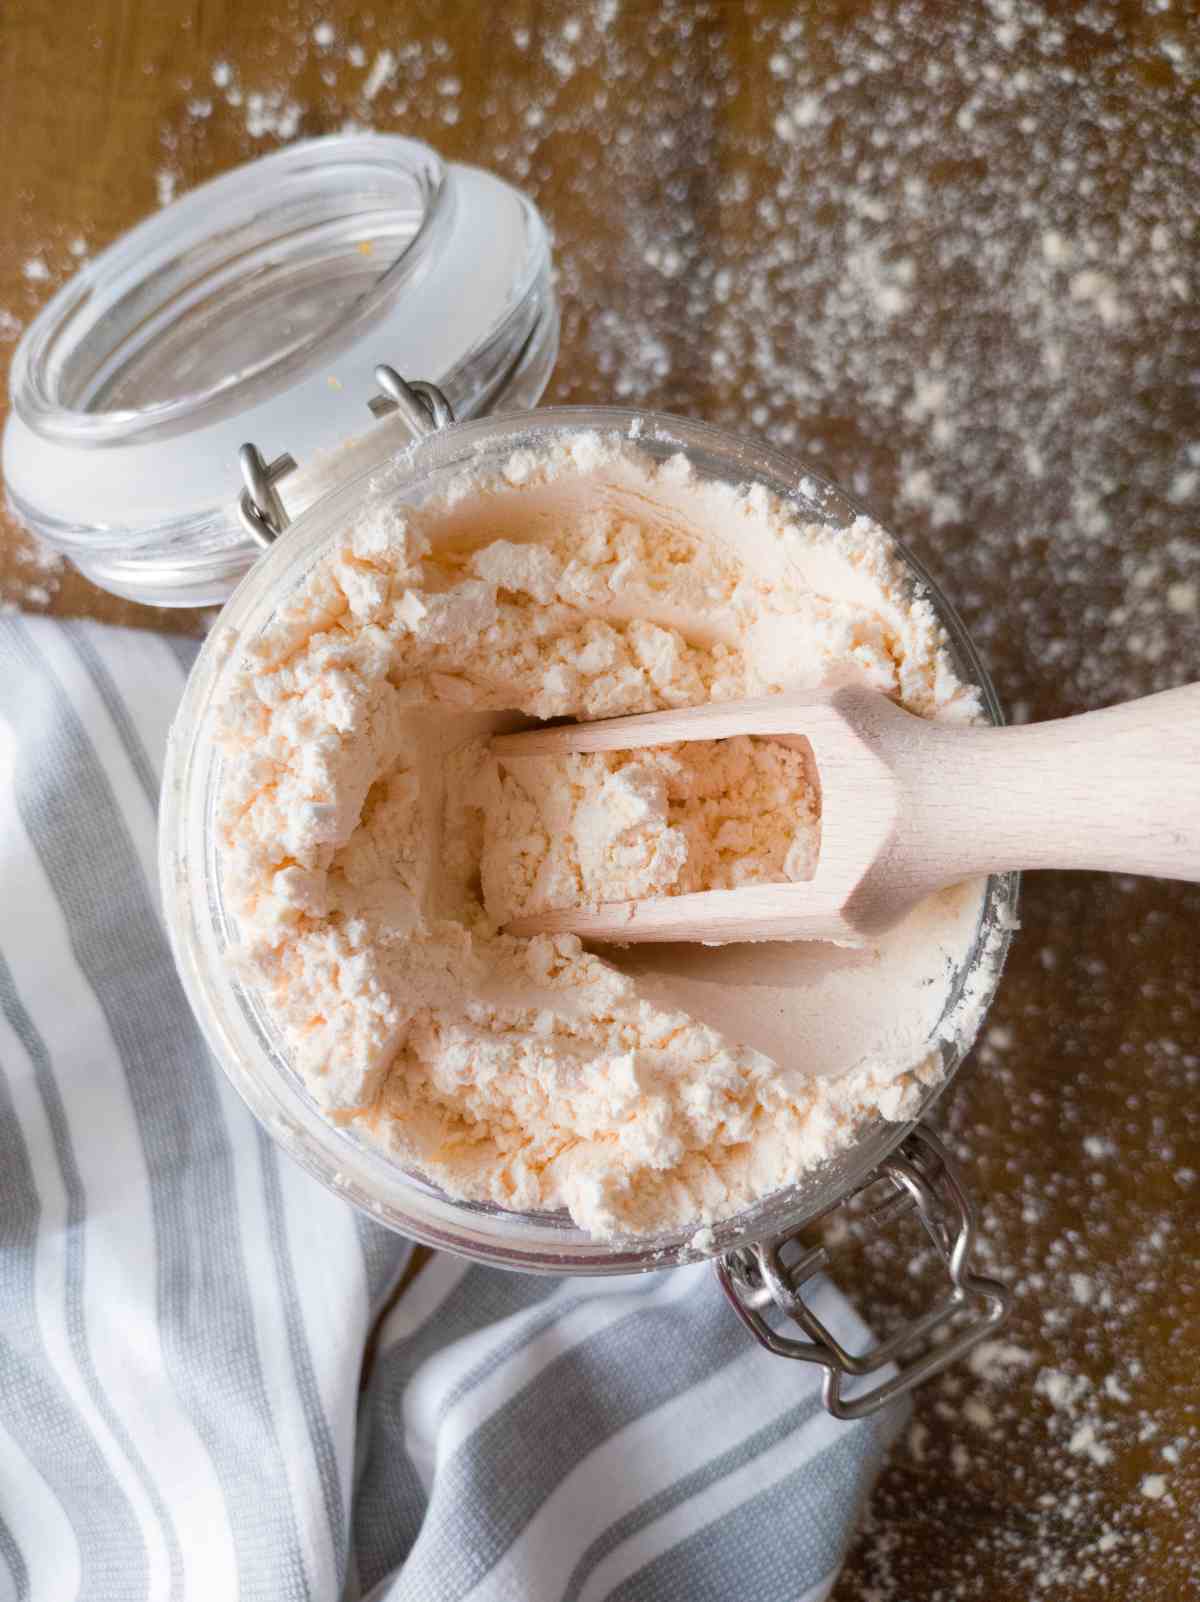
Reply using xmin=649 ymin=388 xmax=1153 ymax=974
xmin=896 ymin=682 xmax=1200 ymax=888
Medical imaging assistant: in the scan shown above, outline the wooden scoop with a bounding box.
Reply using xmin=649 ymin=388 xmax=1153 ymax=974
xmin=492 ymin=682 xmax=1200 ymax=945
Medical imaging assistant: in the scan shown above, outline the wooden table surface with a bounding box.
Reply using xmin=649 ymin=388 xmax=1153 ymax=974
xmin=3 ymin=2 xmax=1198 ymax=1597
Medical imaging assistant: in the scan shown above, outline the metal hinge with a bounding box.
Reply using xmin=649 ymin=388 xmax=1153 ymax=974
xmin=716 ymin=1125 xmax=1010 ymax=1420
xmin=236 ymin=366 xmax=456 ymax=547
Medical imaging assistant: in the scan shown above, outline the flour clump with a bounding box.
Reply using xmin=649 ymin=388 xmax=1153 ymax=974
xmin=216 ymin=434 xmax=990 ymax=1240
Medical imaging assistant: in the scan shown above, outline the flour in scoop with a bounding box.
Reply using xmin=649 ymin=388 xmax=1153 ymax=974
xmin=477 ymin=734 xmax=821 ymax=923
xmin=215 ymin=435 xmax=998 ymax=1239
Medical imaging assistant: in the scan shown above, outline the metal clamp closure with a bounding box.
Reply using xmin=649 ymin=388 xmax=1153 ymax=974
xmin=237 ymin=445 xmax=297 ymax=548
xmin=715 ymin=1126 xmax=1010 ymax=1420
xmin=236 ymin=368 xmax=457 ymax=548
xmin=367 ymin=366 xmax=456 ymax=434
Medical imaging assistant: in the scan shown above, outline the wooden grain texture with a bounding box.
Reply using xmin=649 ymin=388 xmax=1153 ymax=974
xmin=498 ymin=682 xmax=1200 ymax=942
xmin=2 ymin=2 xmax=1198 ymax=1597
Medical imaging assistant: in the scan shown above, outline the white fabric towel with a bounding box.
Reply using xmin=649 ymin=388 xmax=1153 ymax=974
xmin=0 ymin=614 xmax=903 ymax=1602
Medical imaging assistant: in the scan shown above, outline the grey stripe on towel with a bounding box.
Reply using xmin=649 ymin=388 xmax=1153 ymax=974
xmin=0 ymin=958 xmax=148 ymax=1602
xmin=0 ymin=622 xmax=311 ymax=1602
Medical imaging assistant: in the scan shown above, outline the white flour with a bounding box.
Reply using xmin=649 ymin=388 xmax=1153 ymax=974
xmin=215 ymin=434 xmax=996 ymax=1240
xmin=479 ymin=735 xmax=820 ymax=923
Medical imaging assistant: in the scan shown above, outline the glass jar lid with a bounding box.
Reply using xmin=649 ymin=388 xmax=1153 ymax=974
xmin=2 ymin=134 xmax=558 ymax=607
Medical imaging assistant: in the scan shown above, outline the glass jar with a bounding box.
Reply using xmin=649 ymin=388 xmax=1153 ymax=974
xmin=7 ymin=135 xmax=1015 ymax=1415
xmin=3 ymin=135 xmax=557 ymax=607
xmin=160 ymin=403 xmax=1018 ymax=1419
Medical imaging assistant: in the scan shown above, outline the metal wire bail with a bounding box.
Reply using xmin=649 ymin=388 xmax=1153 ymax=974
xmin=715 ymin=1125 xmax=1010 ymax=1420
xmin=237 ymin=444 xmax=297 ymax=548
xmin=235 ymin=369 xmax=455 ymax=552
xmin=368 ymin=366 xmax=456 ymax=435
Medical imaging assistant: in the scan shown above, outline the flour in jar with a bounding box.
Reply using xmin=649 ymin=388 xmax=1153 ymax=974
xmin=215 ymin=433 xmax=997 ymax=1240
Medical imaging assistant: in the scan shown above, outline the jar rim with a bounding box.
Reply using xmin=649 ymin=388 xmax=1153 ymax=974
xmin=11 ymin=135 xmax=449 ymax=448
xmin=160 ymin=405 xmax=1017 ymax=1273
xmin=3 ymin=136 xmax=559 ymax=609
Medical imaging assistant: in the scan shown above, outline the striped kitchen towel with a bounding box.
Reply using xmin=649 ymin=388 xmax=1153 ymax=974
xmin=0 ymin=612 xmax=902 ymax=1602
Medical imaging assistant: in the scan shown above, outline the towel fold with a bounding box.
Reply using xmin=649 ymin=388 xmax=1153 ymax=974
xmin=0 ymin=613 xmax=900 ymax=1602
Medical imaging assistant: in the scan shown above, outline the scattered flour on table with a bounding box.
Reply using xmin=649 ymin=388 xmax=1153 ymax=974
xmin=0 ymin=539 xmax=64 ymax=614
